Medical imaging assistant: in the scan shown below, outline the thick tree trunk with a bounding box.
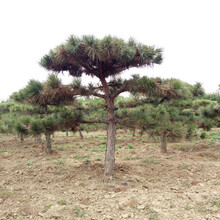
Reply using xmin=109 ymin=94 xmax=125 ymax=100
xmin=132 ymin=127 xmax=136 ymax=137
xmin=79 ymin=130 xmax=84 ymax=139
xmin=100 ymin=76 xmax=116 ymax=178
xmin=45 ymin=132 xmax=52 ymax=155
xmin=104 ymin=110 xmax=116 ymax=177
xmin=37 ymin=134 xmax=42 ymax=144
xmin=161 ymin=133 xmax=167 ymax=153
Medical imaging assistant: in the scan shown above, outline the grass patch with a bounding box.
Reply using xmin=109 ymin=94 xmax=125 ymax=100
xmin=125 ymin=144 xmax=136 ymax=149
xmin=181 ymin=165 xmax=189 ymax=170
xmin=96 ymin=156 xmax=101 ymax=161
xmin=125 ymin=156 xmax=139 ymax=160
xmin=99 ymin=145 xmax=106 ymax=152
xmin=55 ymin=160 xmax=65 ymax=165
xmin=116 ymin=145 xmax=122 ymax=149
xmin=142 ymin=158 xmax=160 ymax=165
xmin=73 ymin=206 xmax=85 ymax=217
xmin=26 ymin=160 xmax=33 ymax=166
xmin=213 ymin=200 xmax=220 ymax=207
xmin=74 ymin=154 xmax=84 ymax=159
xmin=197 ymin=207 xmax=209 ymax=213
xmin=0 ymin=190 xmax=11 ymax=199
xmin=44 ymin=205 xmax=52 ymax=211
xmin=57 ymin=200 xmax=67 ymax=205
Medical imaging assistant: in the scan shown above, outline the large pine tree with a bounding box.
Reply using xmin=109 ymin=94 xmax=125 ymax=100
xmin=40 ymin=35 xmax=163 ymax=177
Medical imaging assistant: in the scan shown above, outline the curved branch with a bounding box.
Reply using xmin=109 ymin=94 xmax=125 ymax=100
xmin=79 ymin=119 xmax=108 ymax=124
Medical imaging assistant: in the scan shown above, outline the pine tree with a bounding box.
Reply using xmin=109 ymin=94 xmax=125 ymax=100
xmin=40 ymin=35 xmax=164 ymax=177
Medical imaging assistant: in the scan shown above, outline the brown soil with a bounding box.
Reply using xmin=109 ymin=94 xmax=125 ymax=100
xmin=0 ymin=131 xmax=220 ymax=220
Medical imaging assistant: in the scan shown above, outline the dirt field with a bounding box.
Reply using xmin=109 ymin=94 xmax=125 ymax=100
xmin=0 ymin=130 xmax=220 ymax=220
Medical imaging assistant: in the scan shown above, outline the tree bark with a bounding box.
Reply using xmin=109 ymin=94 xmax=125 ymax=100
xmin=161 ymin=133 xmax=167 ymax=153
xmin=132 ymin=127 xmax=136 ymax=137
xmin=79 ymin=130 xmax=84 ymax=139
xmin=66 ymin=129 xmax=69 ymax=137
xmin=37 ymin=134 xmax=42 ymax=144
xmin=45 ymin=132 xmax=52 ymax=155
xmin=100 ymin=76 xmax=116 ymax=178
xmin=104 ymin=106 xmax=116 ymax=177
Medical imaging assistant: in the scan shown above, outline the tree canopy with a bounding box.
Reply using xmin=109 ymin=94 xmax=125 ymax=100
xmin=40 ymin=35 xmax=162 ymax=79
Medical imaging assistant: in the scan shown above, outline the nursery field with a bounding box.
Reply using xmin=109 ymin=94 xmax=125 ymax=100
xmin=0 ymin=129 xmax=220 ymax=220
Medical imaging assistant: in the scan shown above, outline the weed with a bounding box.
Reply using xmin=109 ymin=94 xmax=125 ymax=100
xmin=181 ymin=165 xmax=189 ymax=170
xmin=116 ymin=145 xmax=122 ymax=149
xmin=198 ymin=208 xmax=208 ymax=213
xmin=0 ymin=190 xmax=11 ymax=198
xmin=73 ymin=206 xmax=85 ymax=217
xmin=200 ymin=131 xmax=208 ymax=139
xmin=213 ymin=200 xmax=220 ymax=207
xmin=0 ymin=150 xmax=7 ymax=153
xmin=44 ymin=205 xmax=52 ymax=211
xmin=96 ymin=157 xmax=101 ymax=161
xmin=125 ymin=144 xmax=136 ymax=149
xmin=57 ymin=200 xmax=67 ymax=205
xmin=26 ymin=160 xmax=33 ymax=166
xmin=169 ymin=200 xmax=175 ymax=208
xmin=74 ymin=155 xmax=84 ymax=159
xmin=55 ymin=160 xmax=65 ymax=165
xmin=142 ymin=158 xmax=160 ymax=165
xmin=146 ymin=209 xmax=159 ymax=220
xmin=84 ymin=158 xmax=90 ymax=164
xmin=209 ymin=134 xmax=220 ymax=141
xmin=99 ymin=145 xmax=106 ymax=152
xmin=61 ymin=207 xmax=68 ymax=211
xmin=125 ymin=156 xmax=139 ymax=160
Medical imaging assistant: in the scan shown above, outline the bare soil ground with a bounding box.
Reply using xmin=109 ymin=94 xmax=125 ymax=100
xmin=0 ymin=130 xmax=220 ymax=220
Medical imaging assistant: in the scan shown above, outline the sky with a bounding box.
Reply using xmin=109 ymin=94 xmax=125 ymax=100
xmin=0 ymin=0 xmax=219 ymax=101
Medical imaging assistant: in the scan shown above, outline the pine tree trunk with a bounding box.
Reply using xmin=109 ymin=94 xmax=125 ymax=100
xmin=104 ymin=111 xmax=116 ymax=177
xmin=161 ymin=133 xmax=167 ymax=153
xmin=37 ymin=134 xmax=42 ymax=144
xmin=100 ymin=76 xmax=116 ymax=178
xmin=66 ymin=129 xmax=68 ymax=137
xmin=45 ymin=132 xmax=52 ymax=155
xmin=132 ymin=127 xmax=136 ymax=137
xmin=79 ymin=130 xmax=84 ymax=139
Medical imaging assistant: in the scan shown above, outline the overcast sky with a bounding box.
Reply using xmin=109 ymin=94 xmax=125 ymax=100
xmin=0 ymin=0 xmax=219 ymax=101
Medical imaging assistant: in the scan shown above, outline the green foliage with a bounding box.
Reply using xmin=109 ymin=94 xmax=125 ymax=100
xmin=30 ymin=118 xmax=45 ymax=135
xmin=186 ymin=124 xmax=197 ymax=139
xmin=40 ymin=35 xmax=162 ymax=78
xmin=14 ymin=116 xmax=32 ymax=137
xmin=193 ymin=99 xmax=215 ymax=108
xmin=46 ymin=73 xmax=61 ymax=89
xmin=200 ymin=131 xmax=208 ymax=139
xmin=57 ymin=200 xmax=67 ymax=205
xmin=192 ymin=82 xmax=205 ymax=97
xmin=203 ymin=92 xmax=220 ymax=103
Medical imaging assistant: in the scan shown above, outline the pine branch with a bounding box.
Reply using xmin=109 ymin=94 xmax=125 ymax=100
xmin=79 ymin=119 xmax=108 ymax=124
